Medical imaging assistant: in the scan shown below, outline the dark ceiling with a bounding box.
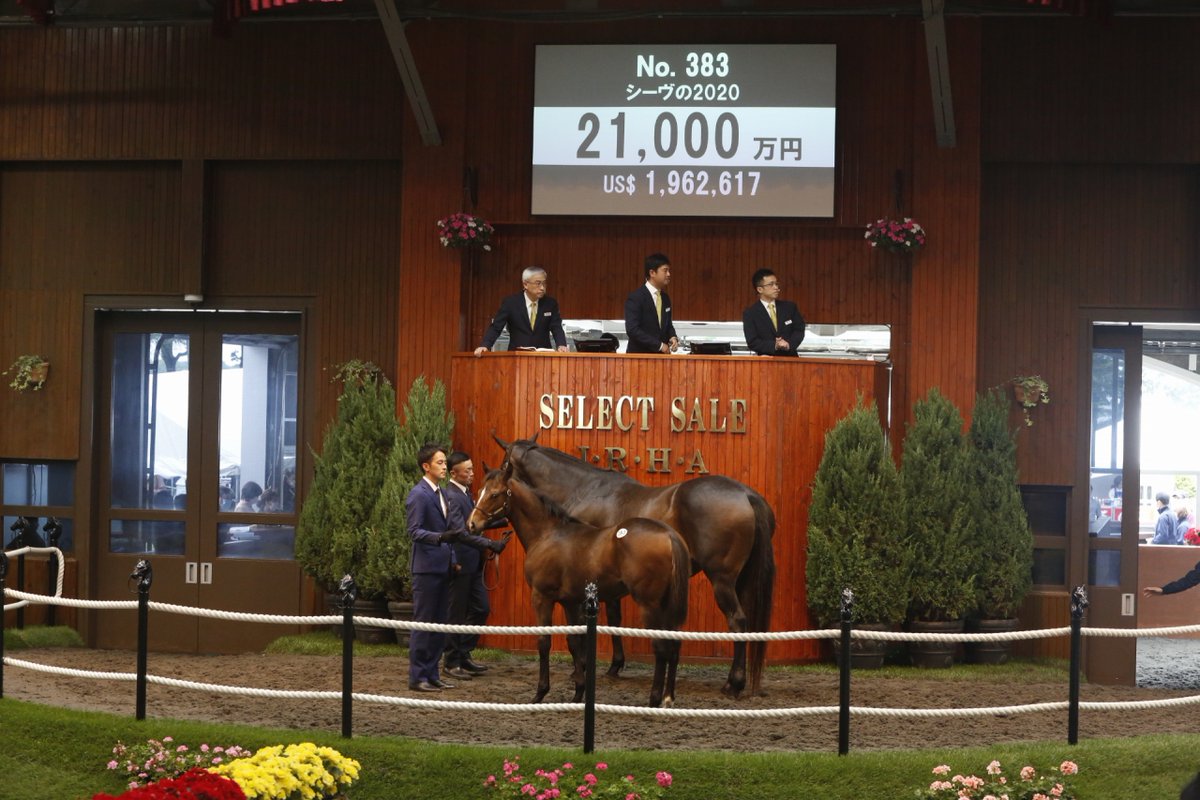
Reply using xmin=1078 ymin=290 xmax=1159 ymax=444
xmin=2 ymin=0 xmax=1200 ymax=27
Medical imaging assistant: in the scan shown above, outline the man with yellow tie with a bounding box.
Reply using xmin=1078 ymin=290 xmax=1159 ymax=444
xmin=474 ymin=266 xmax=569 ymax=356
xmin=623 ymin=253 xmax=679 ymax=354
xmin=743 ymin=268 xmax=806 ymax=356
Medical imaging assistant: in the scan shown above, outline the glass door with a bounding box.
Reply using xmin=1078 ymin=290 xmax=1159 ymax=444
xmin=94 ymin=313 xmax=303 ymax=652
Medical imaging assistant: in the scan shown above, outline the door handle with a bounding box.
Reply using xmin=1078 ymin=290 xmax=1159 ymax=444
xmin=185 ymin=562 xmax=198 ymax=584
xmin=200 ymin=562 xmax=213 ymax=585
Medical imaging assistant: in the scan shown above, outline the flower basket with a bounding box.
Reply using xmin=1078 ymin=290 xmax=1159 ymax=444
xmin=4 ymin=354 xmax=49 ymax=391
xmin=436 ymin=212 xmax=494 ymax=251
xmin=865 ymin=217 xmax=926 ymax=254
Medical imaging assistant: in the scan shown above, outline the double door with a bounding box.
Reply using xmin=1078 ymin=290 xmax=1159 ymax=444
xmin=94 ymin=312 xmax=304 ymax=652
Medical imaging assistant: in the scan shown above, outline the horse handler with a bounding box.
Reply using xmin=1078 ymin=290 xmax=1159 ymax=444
xmin=443 ymin=450 xmax=509 ymax=680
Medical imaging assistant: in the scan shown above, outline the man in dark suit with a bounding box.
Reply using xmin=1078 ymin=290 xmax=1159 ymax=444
xmin=742 ymin=268 xmax=806 ymax=356
xmin=405 ymin=443 xmax=461 ymax=692
xmin=474 ymin=266 xmax=569 ymax=355
xmin=442 ymin=451 xmax=510 ymax=680
xmin=623 ymin=252 xmax=679 ymax=354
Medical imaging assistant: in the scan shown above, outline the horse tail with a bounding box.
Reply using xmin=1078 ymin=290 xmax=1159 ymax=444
xmin=738 ymin=490 xmax=776 ymax=695
xmin=666 ymin=530 xmax=691 ymax=630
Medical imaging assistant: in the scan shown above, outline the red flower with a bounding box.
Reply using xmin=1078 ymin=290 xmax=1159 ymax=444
xmin=93 ymin=768 xmax=246 ymax=800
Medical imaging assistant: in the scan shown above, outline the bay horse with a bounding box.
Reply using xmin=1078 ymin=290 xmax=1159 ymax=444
xmin=468 ymin=462 xmax=690 ymax=708
xmin=496 ymin=434 xmax=775 ymax=697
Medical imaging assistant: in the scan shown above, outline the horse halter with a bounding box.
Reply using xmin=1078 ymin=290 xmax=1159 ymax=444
xmin=472 ymin=486 xmax=511 ymax=522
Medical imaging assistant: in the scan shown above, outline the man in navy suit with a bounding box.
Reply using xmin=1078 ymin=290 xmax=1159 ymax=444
xmin=742 ymin=268 xmax=806 ymax=356
xmin=442 ymin=451 xmax=510 ymax=680
xmin=405 ymin=443 xmax=462 ymax=692
xmin=474 ymin=266 xmax=569 ymax=356
xmin=623 ymin=253 xmax=679 ymax=354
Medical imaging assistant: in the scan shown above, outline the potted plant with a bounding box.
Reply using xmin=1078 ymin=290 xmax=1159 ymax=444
xmin=360 ymin=375 xmax=455 ymax=643
xmin=4 ymin=354 xmax=50 ymax=391
xmin=864 ymin=216 xmax=926 ymax=254
xmin=963 ymin=387 xmax=1033 ymax=663
xmin=436 ymin=212 xmax=494 ymax=251
xmin=295 ymin=359 xmax=400 ymax=642
xmin=807 ymin=397 xmax=908 ymax=667
xmin=900 ymin=388 xmax=974 ymax=667
xmin=1011 ymin=375 xmax=1050 ymax=427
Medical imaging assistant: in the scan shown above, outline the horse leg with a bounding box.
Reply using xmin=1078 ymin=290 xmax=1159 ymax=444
xmin=648 ymin=638 xmax=670 ymax=708
xmin=605 ymin=600 xmax=625 ymax=677
xmin=711 ymin=578 xmax=749 ymax=697
xmin=564 ymin=607 xmax=588 ymax=702
xmin=663 ymin=639 xmax=680 ymax=707
xmin=534 ymin=634 xmax=552 ymax=703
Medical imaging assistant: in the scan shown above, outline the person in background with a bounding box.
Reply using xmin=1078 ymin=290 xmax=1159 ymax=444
xmin=1178 ymin=506 xmax=1192 ymax=542
xmin=234 ymin=481 xmax=262 ymax=513
xmin=259 ymin=488 xmax=281 ymax=513
xmin=474 ymin=266 xmax=568 ymax=356
xmin=218 ymin=485 xmax=235 ymax=511
xmin=1151 ymin=492 xmax=1181 ymax=544
xmin=742 ymin=268 xmax=806 ymax=356
xmin=442 ymin=451 xmax=510 ymax=680
xmin=404 ymin=443 xmax=461 ymax=693
xmin=624 ymin=253 xmax=679 ymax=354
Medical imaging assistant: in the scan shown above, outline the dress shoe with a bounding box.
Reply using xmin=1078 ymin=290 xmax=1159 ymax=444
xmin=431 ymin=678 xmax=456 ymax=689
xmin=409 ymin=680 xmax=441 ymax=693
xmin=444 ymin=666 xmax=474 ymax=680
xmin=462 ymin=659 xmax=490 ymax=674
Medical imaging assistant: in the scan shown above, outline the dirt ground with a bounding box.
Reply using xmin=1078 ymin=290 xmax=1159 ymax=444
xmin=5 ymin=647 xmax=1199 ymax=753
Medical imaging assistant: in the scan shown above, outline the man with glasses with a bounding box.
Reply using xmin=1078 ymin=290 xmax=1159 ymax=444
xmin=743 ymin=268 xmax=806 ymax=357
xmin=474 ymin=266 xmax=568 ymax=356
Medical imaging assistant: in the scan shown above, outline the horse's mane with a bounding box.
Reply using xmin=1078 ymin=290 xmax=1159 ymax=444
xmin=512 ymin=439 xmax=638 ymax=485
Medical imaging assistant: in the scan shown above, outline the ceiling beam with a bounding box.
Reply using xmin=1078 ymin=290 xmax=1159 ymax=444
xmin=922 ymin=0 xmax=957 ymax=148
xmin=374 ymin=0 xmax=442 ymax=146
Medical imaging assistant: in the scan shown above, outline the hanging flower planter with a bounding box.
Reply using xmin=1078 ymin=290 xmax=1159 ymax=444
xmin=4 ymin=354 xmax=50 ymax=392
xmin=865 ymin=217 xmax=926 ymax=254
xmin=436 ymin=212 xmax=494 ymax=251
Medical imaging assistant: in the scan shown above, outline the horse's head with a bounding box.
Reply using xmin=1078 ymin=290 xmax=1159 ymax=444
xmin=468 ymin=460 xmax=513 ymax=533
xmin=492 ymin=431 xmax=539 ymax=475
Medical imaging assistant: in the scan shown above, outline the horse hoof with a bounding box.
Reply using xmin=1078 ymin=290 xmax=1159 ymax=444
xmin=605 ymin=666 xmax=623 ymax=678
xmin=720 ymin=682 xmax=743 ymax=699
xmin=662 ymin=696 xmax=674 ymax=708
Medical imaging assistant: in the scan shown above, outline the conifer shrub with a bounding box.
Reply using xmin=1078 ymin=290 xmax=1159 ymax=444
xmin=965 ymin=388 xmax=1033 ymax=619
xmin=295 ymin=361 xmax=399 ymax=595
xmin=806 ymin=397 xmax=908 ymax=627
xmin=900 ymin=388 xmax=976 ymax=622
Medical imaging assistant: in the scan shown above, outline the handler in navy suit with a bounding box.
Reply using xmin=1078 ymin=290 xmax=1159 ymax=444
xmin=742 ymin=268 xmax=806 ymax=356
xmin=474 ymin=266 xmax=568 ymax=356
xmin=442 ymin=451 xmax=510 ymax=680
xmin=623 ymin=253 xmax=679 ymax=354
xmin=405 ymin=443 xmax=462 ymax=692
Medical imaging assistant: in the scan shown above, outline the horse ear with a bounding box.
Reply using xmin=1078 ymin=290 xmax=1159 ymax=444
xmin=529 ymin=430 xmax=540 ymax=444
xmin=493 ymin=432 xmax=511 ymax=451
xmin=482 ymin=460 xmax=492 ymax=473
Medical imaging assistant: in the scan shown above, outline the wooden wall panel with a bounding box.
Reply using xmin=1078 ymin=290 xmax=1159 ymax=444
xmin=0 ymin=23 xmax=403 ymax=161
xmin=452 ymin=352 xmax=887 ymax=664
xmin=978 ymin=164 xmax=1200 ymax=486
xmin=206 ymin=160 xmax=403 ymax=440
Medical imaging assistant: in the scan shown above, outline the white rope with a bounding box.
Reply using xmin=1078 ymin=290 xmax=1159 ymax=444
xmin=5 ymin=588 xmax=138 ymax=611
xmin=9 ymin=655 xmax=1197 ymax=720
xmin=1083 ymin=624 xmax=1200 ymax=638
xmin=1 ymin=547 xmax=66 ymax=611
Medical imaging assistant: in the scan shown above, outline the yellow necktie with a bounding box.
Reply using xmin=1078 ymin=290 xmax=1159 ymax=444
xmin=529 ymin=300 xmax=537 ymax=329
xmin=654 ymin=291 xmax=662 ymax=326
xmin=768 ymin=302 xmax=777 ymax=331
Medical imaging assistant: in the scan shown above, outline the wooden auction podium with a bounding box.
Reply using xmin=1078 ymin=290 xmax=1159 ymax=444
xmin=450 ymin=351 xmax=890 ymax=664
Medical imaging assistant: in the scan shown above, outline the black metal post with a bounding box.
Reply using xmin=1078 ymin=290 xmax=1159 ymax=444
xmin=583 ymin=582 xmax=599 ymax=754
xmin=44 ymin=518 xmax=62 ymax=627
xmin=1068 ymin=585 xmax=1088 ymax=745
xmin=9 ymin=517 xmax=29 ymax=630
xmin=1 ymin=552 xmax=8 ymax=699
xmin=838 ymin=587 xmax=854 ymax=756
xmin=131 ymin=559 xmax=153 ymax=721
xmin=339 ymin=574 xmax=357 ymax=739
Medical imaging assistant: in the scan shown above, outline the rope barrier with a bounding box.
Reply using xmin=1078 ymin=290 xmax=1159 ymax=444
xmin=6 ymin=583 xmax=1200 ymax=750
xmin=1 ymin=547 xmax=65 ymax=613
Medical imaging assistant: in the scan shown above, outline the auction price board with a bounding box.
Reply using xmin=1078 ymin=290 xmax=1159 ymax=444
xmin=531 ymin=44 xmax=836 ymax=218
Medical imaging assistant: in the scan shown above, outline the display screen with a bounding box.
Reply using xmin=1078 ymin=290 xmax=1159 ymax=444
xmin=532 ymin=44 xmax=836 ymax=218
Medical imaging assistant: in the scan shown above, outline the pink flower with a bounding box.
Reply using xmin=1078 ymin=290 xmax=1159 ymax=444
xmin=562 ymin=762 xmax=573 ymax=770
xmin=1020 ymin=766 xmax=1037 ymax=781
xmin=576 ymin=788 xmax=592 ymax=799
xmin=656 ymin=771 xmax=673 ymax=788
xmin=1059 ymin=761 xmax=1078 ymax=776
xmin=584 ymin=774 xmax=597 ymax=786
xmin=1051 ymin=784 xmax=1063 ymax=796
xmin=107 ymin=760 xmax=119 ymax=770
xmin=987 ymin=760 xmax=1002 ymax=775
xmin=485 ymin=775 xmax=497 ymax=787
xmin=930 ymin=781 xmax=954 ymax=791
xmin=595 ymin=763 xmax=608 ymax=770
xmin=933 ymin=765 xmax=951 ymax=775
